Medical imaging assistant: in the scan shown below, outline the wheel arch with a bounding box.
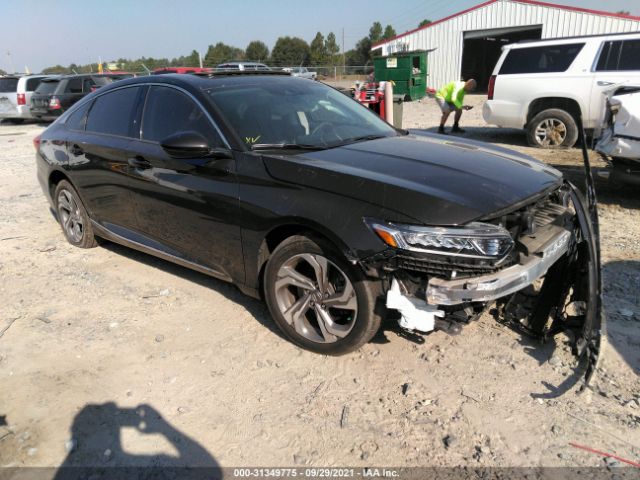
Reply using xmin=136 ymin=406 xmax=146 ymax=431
xmin=255 ymin=219 xmax=356 ymax=298
xmin=48 ymin=169 xmax=72 ymax=198
xmin=526 ymin=97 xmax=584 ymax=126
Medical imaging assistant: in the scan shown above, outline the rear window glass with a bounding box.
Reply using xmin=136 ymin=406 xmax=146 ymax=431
xmin=66 ymin=78 xmax=83 ymax=93
xmin=66 ymin=101 xmax=92 ymax=131
xmin=596 ymin=40 xmax=640 ymax=71
xmin=0 ymin=78 xmax=19 ymax=92
xmin=25 ymin=77 xmax=44 ymax=91
xmin=86 ymin=87 xmax=139 ymax=137
xmin=499 ymin=43 xmax=585 ymax=74
xmin=35 ymin=80 xmax=59 ymax=94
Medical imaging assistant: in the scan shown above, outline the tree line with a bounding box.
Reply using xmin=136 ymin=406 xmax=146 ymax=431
xmin=39 ymin=19 xmax=434 ymax=75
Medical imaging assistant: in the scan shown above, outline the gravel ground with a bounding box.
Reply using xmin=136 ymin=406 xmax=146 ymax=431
xmin=0 ymin=95 xmax=639 ymax=471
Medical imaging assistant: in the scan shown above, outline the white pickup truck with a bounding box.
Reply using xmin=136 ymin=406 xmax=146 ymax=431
xmin=483 ymin=32 xmax=640 ymax=148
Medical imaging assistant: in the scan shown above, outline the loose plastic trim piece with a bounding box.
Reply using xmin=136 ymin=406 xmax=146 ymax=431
xmin=386 ymin=278 xmax=444 ymax=332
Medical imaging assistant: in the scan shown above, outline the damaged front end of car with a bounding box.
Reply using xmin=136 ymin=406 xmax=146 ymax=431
xmin=595 ymin=85 xmax=640 ymax=185
xmin=362 ymin=175 xmax=602 ymax=386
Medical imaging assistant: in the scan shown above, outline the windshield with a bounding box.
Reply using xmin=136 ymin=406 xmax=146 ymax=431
xmin=206 ymin=77 xmax=397 ymax=149
xmin=35 ymin=80 xmax=60 ymax=94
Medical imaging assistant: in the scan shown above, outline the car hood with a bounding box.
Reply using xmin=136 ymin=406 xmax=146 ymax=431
xmin=262 ymin=132 xmax=562 ymax=225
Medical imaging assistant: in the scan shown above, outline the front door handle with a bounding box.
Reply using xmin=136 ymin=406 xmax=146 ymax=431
xmin=128 ymin=156 xmax=152 ymax=169
xmin=597 ymin=81 xmax=614 ymax=86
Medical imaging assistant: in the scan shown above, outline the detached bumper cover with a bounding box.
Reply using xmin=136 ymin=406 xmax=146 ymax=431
xmin=426 ymin=229 xmax=571 ymax=306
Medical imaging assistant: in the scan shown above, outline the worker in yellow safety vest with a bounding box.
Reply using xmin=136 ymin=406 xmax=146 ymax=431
xmin=435 ymin=79 xmax=476 ymax=134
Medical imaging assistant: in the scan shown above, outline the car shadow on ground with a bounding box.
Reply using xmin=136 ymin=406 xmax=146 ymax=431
xmin=52 ymin=402 xmax=221 ymax=480
xmin=99 ymin=240 xmax=286 ymax=342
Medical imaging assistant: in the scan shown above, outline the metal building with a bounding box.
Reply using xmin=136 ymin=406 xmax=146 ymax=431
xmin=371 ymin=0 xmax=640 ymax=91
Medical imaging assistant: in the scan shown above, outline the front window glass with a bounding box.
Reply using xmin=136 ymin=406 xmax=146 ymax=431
xmin=206 ymin=77 xmax=397 ymax=149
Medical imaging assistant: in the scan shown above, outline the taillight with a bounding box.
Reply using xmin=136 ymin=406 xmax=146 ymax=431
xmin=17 ymin=93 xmax=26 ymax=105
xmin=49 ymin=97 xmax=61 ymax=109
xmin=33 ymin=135 xmax=41 ymax=151
xmin=487 ymin=75 xmax=496 ymax=100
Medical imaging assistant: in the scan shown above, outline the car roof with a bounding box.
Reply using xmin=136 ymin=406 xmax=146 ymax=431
xmin=506 ymin=31 xmax=640 ymax=49
xmin=90 ymin=71 xmax=294 ymax=94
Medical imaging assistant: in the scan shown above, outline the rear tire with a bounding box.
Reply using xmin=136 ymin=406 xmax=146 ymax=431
xmin=526 ymin=108 xmax=578 ymax=148
xmin=54 ymin=180 xmax=98 ymax=249
xmin=264 ymin=235 xmax=382 ymax=355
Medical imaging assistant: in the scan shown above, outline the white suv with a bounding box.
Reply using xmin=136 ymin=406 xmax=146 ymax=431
xmin=0 ymin=75 xmax=49 ymax=122
xmin=483 ymin=32 xmax=640 ymax=148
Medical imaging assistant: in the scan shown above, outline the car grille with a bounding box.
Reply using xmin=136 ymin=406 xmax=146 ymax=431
xmin=395 ymin=252 xmax=516 ymax=279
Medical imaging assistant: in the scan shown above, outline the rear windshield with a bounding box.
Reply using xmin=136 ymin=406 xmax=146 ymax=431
xmin=0 ymin=78 xmax=19 ymax=92
xmin=35 ymin=80 xmax=60 ymax=94
xmin=499 ymin=43 xmax=585 ymax=74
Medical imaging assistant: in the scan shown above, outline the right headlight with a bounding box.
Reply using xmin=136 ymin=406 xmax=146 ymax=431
xmin=367 ymin=220 xmax=514 ymax=260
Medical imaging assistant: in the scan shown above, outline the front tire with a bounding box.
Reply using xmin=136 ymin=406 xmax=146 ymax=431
xmin=54 ymin=180 xmax=98 ymax=249
xmin=526 ymin=108 xmax=578 ymax=148
xmin=264 ymin=235 xmax=382 ymax=355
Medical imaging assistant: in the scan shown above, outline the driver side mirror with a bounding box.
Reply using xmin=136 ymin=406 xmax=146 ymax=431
xmin=160 ymin=131 xmax=230 ymax=160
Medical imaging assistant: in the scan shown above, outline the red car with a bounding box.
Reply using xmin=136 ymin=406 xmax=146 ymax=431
xmin=152 ymin=67 xmax=213 ymax=75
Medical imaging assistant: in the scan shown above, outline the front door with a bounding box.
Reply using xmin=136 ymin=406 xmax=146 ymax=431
xmin=127 ymin=85 xmax=243 ymax=283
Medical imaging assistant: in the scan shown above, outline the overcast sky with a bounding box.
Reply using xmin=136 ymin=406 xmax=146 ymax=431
xmin=1 ymin=0 xmax=638 ymax=72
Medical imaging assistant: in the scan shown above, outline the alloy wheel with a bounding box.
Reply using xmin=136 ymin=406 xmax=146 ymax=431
xmin=57 ymin=189 xmax=84 ymax=243
xmin=534 ymin=118 xmax=567 ymax=147
xmin=274 ymin=253 xmax=358 ymax=343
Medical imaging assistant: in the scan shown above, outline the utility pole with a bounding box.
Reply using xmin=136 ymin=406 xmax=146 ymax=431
xmin=6 ymin=51 xmax=14 ymax=74
xmin=199 ymin=51 xmax=203 ymax=69
xmin=342 ymin=28 xmax=345 ymax=79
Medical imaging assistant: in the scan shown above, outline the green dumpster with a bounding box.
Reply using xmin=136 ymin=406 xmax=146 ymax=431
xmin=373 ymin=51 xmax=427 ymax=101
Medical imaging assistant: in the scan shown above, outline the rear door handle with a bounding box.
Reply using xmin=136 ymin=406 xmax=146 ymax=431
xmin=128 ymin=156 xmax=152 ymax=169
xmin=597 ymin=81 xmax=614 ymax=86
xmin=69 ymin=144 xmax=84 ymax=156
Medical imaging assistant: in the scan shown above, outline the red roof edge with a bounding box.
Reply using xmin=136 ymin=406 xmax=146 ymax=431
xmin=371 ymin=0 xmax=640 ymax=49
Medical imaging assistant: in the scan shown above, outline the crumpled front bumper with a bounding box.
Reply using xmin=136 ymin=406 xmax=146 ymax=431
xmin=426 ymin=229 xmax=572 ymax=306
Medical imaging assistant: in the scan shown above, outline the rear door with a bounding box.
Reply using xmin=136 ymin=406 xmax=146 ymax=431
xmin=0 ymin=77 xmax=19 ymax=117
xmin=590 ymin=38 xmax=640 ymax=126
xmin=125 ymin=85 xmax=243 ymax=282
xmin=69 ymin=86 xmax=144 ymax=231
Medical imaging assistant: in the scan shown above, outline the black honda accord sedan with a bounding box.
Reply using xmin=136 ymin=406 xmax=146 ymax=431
xmin=35 ymin=72 xmax=602 ymax=379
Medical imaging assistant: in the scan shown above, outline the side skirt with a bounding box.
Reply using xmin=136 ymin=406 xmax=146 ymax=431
xmin=91 ymin=220 xmax=233 ymax=284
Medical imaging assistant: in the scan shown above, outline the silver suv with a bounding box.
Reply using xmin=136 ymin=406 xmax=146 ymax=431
xmin=0 ymin=75 xmax=50 ymax=122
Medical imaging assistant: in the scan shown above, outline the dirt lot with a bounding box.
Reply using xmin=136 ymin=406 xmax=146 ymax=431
xmin=1 ymin=94 xmax=639 ymax=472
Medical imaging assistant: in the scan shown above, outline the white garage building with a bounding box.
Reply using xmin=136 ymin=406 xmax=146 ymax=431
xmin=371 ymin=0 xmax=640 ymax=90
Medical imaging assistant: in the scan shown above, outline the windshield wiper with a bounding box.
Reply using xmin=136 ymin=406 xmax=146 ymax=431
xmin=251 ymin=143 xmax=327 ymax=151
xmin=330 ymin=134 xmax=391 ymax=147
